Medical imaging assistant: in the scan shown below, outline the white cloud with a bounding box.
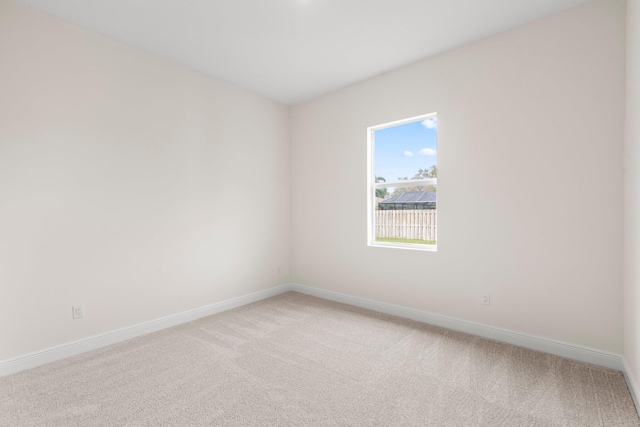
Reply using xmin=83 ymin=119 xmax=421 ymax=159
xmin=403 ymin=150 xmax=414 ymax=157
xmin=422 ymin=117 xmax=438 ymax=129
xmin=419 ymin=148 xmax=437 ymax=156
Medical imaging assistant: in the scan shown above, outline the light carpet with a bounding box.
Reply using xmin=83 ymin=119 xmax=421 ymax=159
xmin=0 ymin=292 xmax=638 ymax=426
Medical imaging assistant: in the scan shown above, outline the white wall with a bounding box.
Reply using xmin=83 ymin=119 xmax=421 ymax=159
xmin=291 ymin=0 xmax=626 ymax=354
xmin=0 ymin=0 xmax=629 ymax=366
xmin=0 ymin=0 xmax=290 ymax=361
xmin=625 ymin=0 xmax=640 ymax=388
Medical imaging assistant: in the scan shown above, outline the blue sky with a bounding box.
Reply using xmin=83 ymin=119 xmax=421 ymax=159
xmin=374 ymin=116 xmax=437 ymax=182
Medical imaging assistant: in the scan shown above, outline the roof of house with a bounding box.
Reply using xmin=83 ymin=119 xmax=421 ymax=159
xmin=379 ymin=191 xmax=436 ymax=206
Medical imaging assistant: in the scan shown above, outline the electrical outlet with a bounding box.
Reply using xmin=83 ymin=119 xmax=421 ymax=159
xmin=481 ymin=293 xmax=491 ymax=306
xmin=72 ymin=305 xmax=84 ymax=319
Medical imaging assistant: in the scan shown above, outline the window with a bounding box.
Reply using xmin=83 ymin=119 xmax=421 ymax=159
xmin=367 ymin=113 xmax=437 ymax=251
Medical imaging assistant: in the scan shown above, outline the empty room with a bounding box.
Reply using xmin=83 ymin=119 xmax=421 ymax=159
xmin=1 ymin=0 xmax=640 ymax=425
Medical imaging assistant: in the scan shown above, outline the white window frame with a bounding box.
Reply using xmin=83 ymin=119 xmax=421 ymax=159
xmin=367 ymin=112 xmax=437 ymax=251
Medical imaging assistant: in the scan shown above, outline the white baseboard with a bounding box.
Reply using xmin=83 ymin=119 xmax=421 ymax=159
xmin=0 ymin=282 xmax=626 ymax=379
xmin=623 ymin=358 xmax=640 ymax=417
xmin=0 ymin=284 xmax=291 ymax=377
xmin=290 ymin=283 xmax=624 ymax=371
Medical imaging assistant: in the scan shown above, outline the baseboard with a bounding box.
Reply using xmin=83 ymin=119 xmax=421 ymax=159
xmin=0 ymin=284 xmax=291 ymax=377
xmin=623 ymin=358 xmax=640 ymax=417
xmin=1 ymin=282 xmax=626 ymax=378
xmin=290 ymin=283 xmax=624 ymax=371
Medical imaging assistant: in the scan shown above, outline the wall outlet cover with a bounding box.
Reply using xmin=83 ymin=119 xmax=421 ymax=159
xmin=72 ymin=305 xmax=84 ymax=319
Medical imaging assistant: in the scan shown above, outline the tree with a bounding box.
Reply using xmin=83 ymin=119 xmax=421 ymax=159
xmin=375 ymin=176 xmax=389 ymax=199
xmin=398 ymin=166 xmax=436 ymax=180
xmin=391 ymin=166 xmax=437 ymax=197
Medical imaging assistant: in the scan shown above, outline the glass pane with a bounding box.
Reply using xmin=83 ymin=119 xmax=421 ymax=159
xmin=372 ymin=115 xmax=437 ymax=246
xmin=374 ymin=186 xmax=437 ymax=245
xmin=373 ymin=116 xmax=437 ymax=186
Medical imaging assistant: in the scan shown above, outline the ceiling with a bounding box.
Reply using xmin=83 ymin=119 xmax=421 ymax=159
xmin=13 ymin=0 xmax=591 ymax=105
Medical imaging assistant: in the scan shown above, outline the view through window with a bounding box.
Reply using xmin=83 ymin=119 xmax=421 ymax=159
xmin=368 ymin=113 xmax=437 ymax=250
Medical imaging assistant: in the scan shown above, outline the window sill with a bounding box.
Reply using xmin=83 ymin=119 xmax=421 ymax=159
xmin=369 ymin=241 xmax=437 ymax=252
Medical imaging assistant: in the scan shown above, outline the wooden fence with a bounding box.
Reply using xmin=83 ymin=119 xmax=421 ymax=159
xmin=376 ymin=209 xmax=437 ymax=241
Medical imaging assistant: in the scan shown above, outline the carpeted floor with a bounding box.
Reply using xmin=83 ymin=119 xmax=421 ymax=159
xmin=0 ymin=292 xmax=638 ymax=426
